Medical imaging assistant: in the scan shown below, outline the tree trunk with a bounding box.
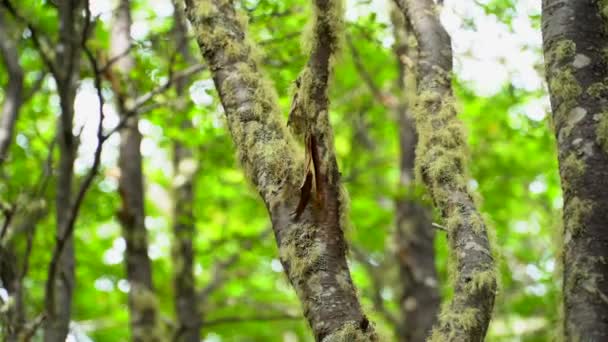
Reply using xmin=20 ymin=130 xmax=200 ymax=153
xmin=111 ymin=1 xmax=159 ymax=340
xmin=44 ymin=1 xmax=83 ymax=340
xmin=393 ymin=0 xmax=497 ymax=340
xmin=541 ymin=0 xmax=608 ymax=339
xmin=170 ymin=1 xmax=201 ymax=341
xmin=0 ymin=8 xmax=23 ymax=167
xmin=183 ymin=0 xmax=376 ymax=340
xmin=390 ymin=8 xmax=440 ymax=342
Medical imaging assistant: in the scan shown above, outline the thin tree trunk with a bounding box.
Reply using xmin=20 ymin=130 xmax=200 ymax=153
xmin=541 ymin=0 xmax=608 ymax=339
xmin=170 ymin=1 xmax=201 ymax=341
xmin=1 ymin=203 xmax=46 ymax=341
xmin=390 ymin=9 xmax=440 ymax=341
xmin=393 ymin=0 xmax=497 ymax=340
xmin=111 ymin=1 xmax=159 ymax=341
xmin=44 ymin=1 xmax=83 ymax=340
xmin=183 ymin=0 xmax=377 ymax=340
xmin=0 ymin=8 xmax=23 ymax=166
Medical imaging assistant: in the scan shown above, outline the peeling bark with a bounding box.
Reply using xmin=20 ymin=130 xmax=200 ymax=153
xmin=183 ymin=0 xmax=376 ymax=340
xmin=111 ymin=1 xmax=159 ymax=340
xmin=170 ymin=1 xmax=201 ymax=341
xmin=44 ymin=1 xmax=84 ymax=340
xmin=393 ymin=0 xmax=496 ymax=340
xmin=391 ymin=9 xmax=439 ymax=341
xmin=542 ymin=0 xmax=608 ymax=339
xmin=0 ymin=8 xmax=23 ymax=166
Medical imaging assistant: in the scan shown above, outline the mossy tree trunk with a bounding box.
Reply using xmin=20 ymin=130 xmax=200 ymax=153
xmin=390 ymin=8 xmax=440 ymax=342
xmin=183 ymin=0 xmax=377 ymax=340
xmin=542 ymin=0 xmax=608 ymax=339
xmin=111 ymin=1 xmax=159 ymax=340
xmin=44 ymin=1 xmax=84 ymax=340
xmin=393 ymin=0 xmax=497 ymax=340
xmin=170 ymin=1 xmax=201 ymax=341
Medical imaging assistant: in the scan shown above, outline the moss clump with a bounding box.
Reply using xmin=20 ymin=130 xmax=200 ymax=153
xmin=596 ymin=112 xmax=608 ymax=154
xmin=561 ymin=153 xmax=586 ymax=192
xmin=586 ymin=82 xmax=608 ymax=99
xmin=428 ymin=307 xmax=480 ymax=341
xmin=564 ymin=196 xmax=592 ymax=239
xmin=465 ymin=269 xmax=496 ymax=294
xmin=323 ymin=321 xmax=375 ymax=342
xmin=547 ymin=40 xmax=576 ymax=65
xmin=550 ymin=69 xmax=582 ymax=102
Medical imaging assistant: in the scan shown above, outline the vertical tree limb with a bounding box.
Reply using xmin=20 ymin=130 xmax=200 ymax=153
xmin=0 ymin=8 xmax=23 ymax=167
xmin=183 ymin=0 xmax=376 ymax=339
xmin=170 ymin=1 xmax=201 ymax=341
xmin=390 ymin=8 xmax=439 ymax=342
xmin=111 ymin=1 xmax=160 ymax=340
xmin=393 ymin=0 xmax=497 ymax=340
xmin=44 ymin=1 xmax=84 ymax=340
xmin=542 ymin=0 xmax=608 ymax=339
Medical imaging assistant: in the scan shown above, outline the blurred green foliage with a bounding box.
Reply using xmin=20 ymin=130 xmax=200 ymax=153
xmin=0 ymin=0 xmax=561 ymax=340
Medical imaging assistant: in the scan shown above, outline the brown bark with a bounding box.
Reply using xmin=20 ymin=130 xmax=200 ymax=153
xmin=391 ymin=10 xmax=440 ymax=341
xmin=111 ymin=1 xmax=159 ymax=340
xmin=170 ymin=1 xmax=201 ymax=341
xmin=44 ymin=1 xmax=84 ymax=340
xmin=393 ymin=0 xmax=496 ymax=340
xmin=542 ymin=0 xmax=608 ymax=339
xmin=183 ymin=0 xmax=376 ymax=340
xmin=0 ymin=8 xmax=23 ymax=167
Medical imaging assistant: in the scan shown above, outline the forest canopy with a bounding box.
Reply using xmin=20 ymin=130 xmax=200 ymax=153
xmin=0 ymin=0 xmax=607 ymax=341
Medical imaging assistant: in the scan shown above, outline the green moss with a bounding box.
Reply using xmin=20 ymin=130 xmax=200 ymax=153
xmin=586 ymin=82 xmax=608 ymax=99
xmin=428 ymin=307 xmax=480 ymax=341
xmin=323 ymin=321 xmax=375 ymax=342
xmin=596 ymin=112 xmax=608 ymax=154
xmin=550 ymin=69 xmax=582 ymax=102
xmin=561 ymin=153 xmax=586 ymax=192
xmin=465 ymin=269 xmax=496 ymax=294
xmin=547 ymin=40 xmax=576 ymax=65
xmin=564 ymin=196 xmax=592 ymax=239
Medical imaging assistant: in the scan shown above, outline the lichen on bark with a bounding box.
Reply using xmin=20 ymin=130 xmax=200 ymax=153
xmin=184 ymin=0 xmax=376 ymax=339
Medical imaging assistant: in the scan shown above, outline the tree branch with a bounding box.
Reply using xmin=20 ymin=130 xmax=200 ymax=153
xmin=393 ymin=0 xmax=496 ymax=340
xmin=0 ymin=8 xmax=23 ymax=166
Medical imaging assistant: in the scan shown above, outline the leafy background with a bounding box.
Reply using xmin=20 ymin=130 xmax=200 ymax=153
xmin=0 ymin=0 xmax=561 ymax=340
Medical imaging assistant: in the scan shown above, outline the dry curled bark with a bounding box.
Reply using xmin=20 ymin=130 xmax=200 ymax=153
xmin=390 ymin=8 xmax=439 ymax=342
xmin=542 ymin=0 xmax=608 ymax=339
xmin=111 ymin=1 xmax=160 ymax=340
xmin=170 ymin=1 xmax=201 ymax=341
xmin=393 ymin=0 xmax=496 ymax=340
xmin=184 ymin=0 xmax=376 ymax=340
xmin=0 ymin=8 xmax=23 ymax=167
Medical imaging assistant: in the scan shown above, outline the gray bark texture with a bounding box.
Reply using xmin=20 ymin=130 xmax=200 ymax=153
xmin=111 ymin=1 xmax=160 ymax=340
xmin=391 ymin=9 xmax=440 ymax=342
xmin=393 ymin=0 xmax=497 ymax=340
xmin=44 ymin=1 xmax=84 ymax=340
xmin=171 ymin=1 xmax=201 ymax=341
xmin=542 ymin=0 xmax=608 ymax=339
xmin=183 ymin=0 xmax=377 ymax=340
xmin=0 ymin=8 xmax=23 ymax=167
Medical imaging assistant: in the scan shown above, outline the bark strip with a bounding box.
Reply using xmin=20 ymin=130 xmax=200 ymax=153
xmin=0 ymin=8 xmax=23 ymax=166
xmin=393 ymin=0 xmax=496 ymax=340
xmin=542 ymin=0 xmax=608 ymax=339
xmin=390 ymin=8 xmax=439 ymax=342
xmin=170 ymin=1 xmax=201 ymax=341
xmin=110 ymin=1 xmax=159 ymax=340
xmin=183 ymin=0 xmax=376 ymax=340
xmin=44 ymin=1 xmax=84 ymax=340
